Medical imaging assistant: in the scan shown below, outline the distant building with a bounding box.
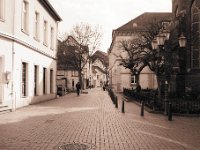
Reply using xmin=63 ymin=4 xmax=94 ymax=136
xmin=57 ymin=36 xmax=89 ymax=91
xmin=108 ymin=12 xmax=172 ymax=92
xmin=91 ymin=51 xmax=108 ymax=88
xmin=0 ymin=0 xmax=61 ymax=111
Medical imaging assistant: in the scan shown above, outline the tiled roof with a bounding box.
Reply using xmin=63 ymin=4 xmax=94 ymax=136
xmin=38 ymin=0 xmax=62 ymax=21
xmin=115 ymin=12 xmax=172 ymax=32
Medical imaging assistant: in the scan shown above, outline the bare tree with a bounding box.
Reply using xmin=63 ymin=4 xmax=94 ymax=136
xmin=116 ymin=36 xmax=148 ymax=87
xmin=57 ymin=23 xmax=102 ymax=89
xmin=117 ymin=18 xmax=174 ymax=99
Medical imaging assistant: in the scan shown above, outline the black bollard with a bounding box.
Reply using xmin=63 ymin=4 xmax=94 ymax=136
xmin=113 ymin=94 xmax=115 ymax=105
xmin=140 ymin=101 xmax=144 ymax=116
xmin=115 ymin=96 xmax=118 ymax=108
xmin=122 ymin=99 xmax=125 ymax=113
xmin=168 ymin=103 xmax=172 ymax=121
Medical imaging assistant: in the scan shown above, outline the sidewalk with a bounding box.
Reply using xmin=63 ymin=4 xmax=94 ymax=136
xmin=0 ymin=88 xmax=200 ymax=150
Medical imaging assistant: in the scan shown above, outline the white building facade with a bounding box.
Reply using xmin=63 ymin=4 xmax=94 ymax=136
xmin=91 ymin=58 xmax=107 ymax=87
xmin=109 ymin=33 xmax=157 ymax=92
xmin=0 ymin=0 xmax=61 ymax=110
xmin=108 ymin=13 xmax=171 ymax=93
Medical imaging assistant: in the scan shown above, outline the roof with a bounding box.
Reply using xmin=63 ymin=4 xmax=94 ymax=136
xmin=64 ymin=36 xmax=89 ymax=52
xmin=109 ymin=12 xmax=172 ymax=53
xmin=38 ymin=0 xmax=62 ymax=21
xmin=92 ymin=65 xmax=106 ymax=74
xmin=91 ymin=50 xmax=108 ymax=67
xmin=115 ymin=12 xmax=172 ymax=32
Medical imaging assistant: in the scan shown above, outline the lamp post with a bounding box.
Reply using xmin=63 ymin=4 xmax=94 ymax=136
xmin=156 ymin=29 xmax=170 ymax=115
xmin=177 ymin=33 xmax=187 ymax=94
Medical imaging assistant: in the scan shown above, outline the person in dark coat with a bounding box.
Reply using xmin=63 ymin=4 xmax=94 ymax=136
xmin=76 ymin=82 xmax=81 ymax=96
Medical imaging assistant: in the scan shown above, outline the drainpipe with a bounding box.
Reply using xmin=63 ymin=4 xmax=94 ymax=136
xmin=11 ymin=0 xmax=16 ymax=111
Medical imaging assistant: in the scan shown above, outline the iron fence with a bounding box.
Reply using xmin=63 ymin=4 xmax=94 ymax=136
xmin=123 ymin=88 xmax=200 ymax=114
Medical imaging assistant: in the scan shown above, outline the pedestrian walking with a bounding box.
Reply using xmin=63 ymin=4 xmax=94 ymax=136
xmin=76 ymin=82 xmax=81 ymax=96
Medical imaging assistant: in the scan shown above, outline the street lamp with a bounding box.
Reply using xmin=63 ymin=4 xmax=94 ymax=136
xmin=156 ymin=30 xmax=166 ymax=46
xmin=179 ymin=33 xmax=187 ymax=48
xmin=151 ymin=37 xmax=158 ymax=50
xmin=156 ymin=29 xmax=170 ymax=115
xmin=178 ymin=33 xmax=187 ymax=93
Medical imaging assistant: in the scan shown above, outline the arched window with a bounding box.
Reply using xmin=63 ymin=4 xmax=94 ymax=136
xmin=191 ymin=0 xmax=200 ymax=68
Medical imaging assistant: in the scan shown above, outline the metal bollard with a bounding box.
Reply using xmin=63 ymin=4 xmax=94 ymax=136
xmin=115 ymin=96 xmax=118 ymax=108
xmin=140 ymin=101 xmax=144 ymax=116
xmin=168 ymin=103 xmax=172 ymax=121
xmin=113 ymin=94 xmax=115 ymax=104
xmin=122 ymin=99 xmax=125 ymax=113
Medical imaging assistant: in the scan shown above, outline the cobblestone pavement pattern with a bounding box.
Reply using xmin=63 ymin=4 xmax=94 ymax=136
xmin=0 ymin=88 xmax=200 ymax=150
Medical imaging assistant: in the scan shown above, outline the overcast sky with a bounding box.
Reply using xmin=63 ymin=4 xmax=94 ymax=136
xmin=49 ymin=0 xmax=172 ymax=52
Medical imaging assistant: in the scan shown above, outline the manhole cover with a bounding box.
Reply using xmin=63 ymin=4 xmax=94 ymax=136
xmin=55 ymin=142 xmax=96 ymax=150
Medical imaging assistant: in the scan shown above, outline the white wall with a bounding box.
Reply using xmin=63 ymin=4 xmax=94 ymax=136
xmin=0 ymin=0 xmax=14 ymax=35
xmin=0 ymin=0 xmax=60 ymax=109
xmin=109 ymin=33 xmax=158 ymax=92
xmin=14 ymin=0 xmax=58 ymax=58
xmin=0 ymin=36 xmax=13 ymax=105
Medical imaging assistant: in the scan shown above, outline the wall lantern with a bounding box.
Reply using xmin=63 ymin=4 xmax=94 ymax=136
xmin=156 ymin=30 xmax=166 ymax=46
xmin=178 ymin=33 xmax=186 ymax=48
xmin=4 ymin=71 xmax=11 ymax=84
xmin=162 ymin=29 xmax=170 ymax=41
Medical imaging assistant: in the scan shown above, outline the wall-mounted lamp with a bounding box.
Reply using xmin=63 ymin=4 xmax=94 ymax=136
xmin=178 ymin=33 xmax=187 ymax=48
xmin=4 ymin=71 xmax=11 ymax=84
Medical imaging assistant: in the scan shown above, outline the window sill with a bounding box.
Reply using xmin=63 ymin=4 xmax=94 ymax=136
xmin=34 ymin=37 xmax=40 ymax=42
xmin=21 ymin=96 xmax=28 ymax=98
xmin=43 ymin=42 xmax=48 ymax=47
xmin=21 ymin=29 xmax=29 ymax=36
xmin=131 ymin=83 xmax=137 ymax=85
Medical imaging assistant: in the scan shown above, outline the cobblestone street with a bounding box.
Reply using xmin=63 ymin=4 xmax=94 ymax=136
xmin=0 ymin=88 xmax=200 ymax=150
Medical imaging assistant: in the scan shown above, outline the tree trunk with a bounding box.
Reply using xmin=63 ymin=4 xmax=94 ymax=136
xmin=78 ymin=69 xmax=82 ymax=90
xmin=156 ymin=75 xmax=162 ymax=101
xmin=156 ymin=75 xmax=166 ymax=101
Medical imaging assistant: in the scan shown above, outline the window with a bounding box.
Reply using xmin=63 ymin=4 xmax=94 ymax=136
xmin=191 ymin=0 xmax=200 ymax=68
xmin=34 ymin=12 xmax=39 ymax=40
xmin=71 ymin=70 xmax=75 ymax=77
xmin=0 ymin=0 xmax=5 ymax=21
xmin=22 ymin=0 xmax=29 ymax=33
xmin=22 ymin=62 xmax=27 ymax=97
xmin=43 ymin=20 xmax=48 ymax=45
xmin=131 ymin=75 xmax=136 ymax=84
xmin=72 ymin=79 xmax=74 ymax=87
xmin=50 ymin=69 xmax=53 ymax=93
xmin=50 ymin=27 xmax=54 ymax=49
xmin=34 ymin=65 xmax=38 ymax=96
xmin=43 ymin=68 xmax=46 ymax=94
